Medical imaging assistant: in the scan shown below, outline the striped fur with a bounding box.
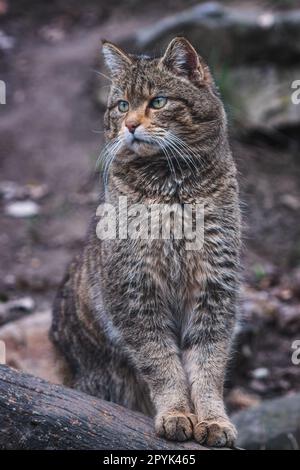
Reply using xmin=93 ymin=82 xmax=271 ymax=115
xmin=51 ymin=38 xmax=241 ymax=447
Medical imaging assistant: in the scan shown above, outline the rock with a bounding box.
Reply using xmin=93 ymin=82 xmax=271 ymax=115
xmin=281 ymin=194 xmax=300 ymax=211
xmin=232 ymin=394 xmax=300 ymax=449
xmin=126 ymin=2 xmax=300 ymax=65
xmin=226 ymin=66 xmax=300 ymax=132
xmin=0 ymin=296 xmax=35 ymax=325
xmin=5 ymin=200 xmax=40 ymax=217
xmin=0 ymin=29 xmax=14 ymax=51
xmin=0 ymin=310 xmax=62 ymax=384
xmin=251 ymin=368 xmax=270 ymax=380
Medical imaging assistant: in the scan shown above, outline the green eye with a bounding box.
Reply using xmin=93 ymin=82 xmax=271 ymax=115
xmin=150 ymin=96 xmax=167 ymax=109
xmin=118 ymin=100 xmax=129 ymax=113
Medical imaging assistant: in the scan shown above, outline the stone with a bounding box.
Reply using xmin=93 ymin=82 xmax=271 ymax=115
xmin=251 ymin=368 xmax=270 ymax=380
xmin=0 ymin=310 xmax=62 ymax=384
xmin=0 ymin=297 xmax=35 ymax=325
xmin=232 ymin=394 xmax=300 ymax=449
xmin=226 ymin=66 xmax=300 ymax=132
xmin=0 ymin=29 xmax=14 ymax=51
xmin=5 ymin=200 xmax=40 ymax=217
xmin=125 ymin=2 xmax=300 ymax=65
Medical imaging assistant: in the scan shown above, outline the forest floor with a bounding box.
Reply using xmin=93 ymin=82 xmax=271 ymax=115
xmin=0 ymin=0 xmax=300 ymax=414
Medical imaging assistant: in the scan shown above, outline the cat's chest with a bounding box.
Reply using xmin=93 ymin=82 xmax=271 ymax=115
xmin=145 ymin=238 xmax=204 ymax=292
xmin=150 ymin=241 xmax=205 ymax=330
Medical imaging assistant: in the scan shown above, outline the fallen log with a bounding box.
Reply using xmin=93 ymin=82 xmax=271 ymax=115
xmin=0 ymin=365 xmax=207 ymax=450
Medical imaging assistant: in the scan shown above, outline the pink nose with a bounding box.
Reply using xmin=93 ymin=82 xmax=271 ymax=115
xmin=126 ymin=121 xmax=139 ymax=134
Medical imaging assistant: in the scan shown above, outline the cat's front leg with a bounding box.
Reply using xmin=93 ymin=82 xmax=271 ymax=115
xmin=109 ymin=273 xmax=196 ymax=441
xmin=182 ymin=281 xmax=238 ymax=447
xmin=183 ymin=340 xmax=237 ymax=447
xmin=125 ymin=315 xmax=196 ymax=441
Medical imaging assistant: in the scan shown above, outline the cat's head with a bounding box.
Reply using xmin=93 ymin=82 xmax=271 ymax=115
xmin=102 ymin=37 xmax=225 ymax=158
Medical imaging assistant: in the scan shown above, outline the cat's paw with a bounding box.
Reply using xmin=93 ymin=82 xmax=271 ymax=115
xmin=155 ymin=411 xmax=197 ymax=441
xmin=194 ymin=417 xmax=237 ymax=448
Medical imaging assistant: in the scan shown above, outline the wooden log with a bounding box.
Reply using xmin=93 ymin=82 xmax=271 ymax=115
xmin=0 ymin=365 xmax=207 ymax=450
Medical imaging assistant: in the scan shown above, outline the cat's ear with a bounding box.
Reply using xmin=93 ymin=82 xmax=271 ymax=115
xmin=102 ymin=40 xmax=132 ymax=78
xmin=160 ymin=37 xmax=212 ymax=85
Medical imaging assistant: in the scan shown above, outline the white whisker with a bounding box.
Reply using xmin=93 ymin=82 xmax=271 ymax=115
xmin=96 ymin=136 xmax=123 ymax=187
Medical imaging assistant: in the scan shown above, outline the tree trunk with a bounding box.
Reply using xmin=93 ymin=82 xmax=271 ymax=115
xmin=0 ymin=365 xmax=208 ymax=450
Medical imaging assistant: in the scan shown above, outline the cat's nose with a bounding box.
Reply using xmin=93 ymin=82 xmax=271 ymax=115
xmin=125 ymin=120 xmax=140 ymax=134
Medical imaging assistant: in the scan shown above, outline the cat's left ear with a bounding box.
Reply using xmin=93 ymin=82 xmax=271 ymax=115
xmin=159 ymin=37 xmax=212 ymax=85
xmin=102 ymin=40 xmax=132 ymax=78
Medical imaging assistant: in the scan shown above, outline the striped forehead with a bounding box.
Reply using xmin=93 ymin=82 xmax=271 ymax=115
xmin=116 ymin=60 xmax=159 ymax=106
xmin=129 ymin=63 xmax=155 ymax=103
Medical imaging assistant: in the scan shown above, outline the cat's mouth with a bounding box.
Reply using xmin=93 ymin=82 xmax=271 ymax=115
xmin=125 ymin=135 xmax=158 ymax=153
xmin=132 ymin=137 xmax=153 ymax=145
xmin=123 ymin=127 xmax=163 ymax=155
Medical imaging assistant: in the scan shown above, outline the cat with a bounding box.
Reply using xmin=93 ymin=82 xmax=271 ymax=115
xmin=50 ymin=37 xmax=241 ymax=447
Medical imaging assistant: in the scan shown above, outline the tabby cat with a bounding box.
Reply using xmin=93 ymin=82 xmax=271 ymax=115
xmin=51 ymin=37 xmax=241 ymax=447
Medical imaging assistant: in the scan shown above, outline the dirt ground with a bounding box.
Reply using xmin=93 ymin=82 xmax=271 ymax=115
xmin=0 ymin=1 xmax=300 ymax=413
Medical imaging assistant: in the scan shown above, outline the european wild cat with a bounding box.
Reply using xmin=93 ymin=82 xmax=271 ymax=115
xmin=51 ymin=37 xmax=241 ymax=447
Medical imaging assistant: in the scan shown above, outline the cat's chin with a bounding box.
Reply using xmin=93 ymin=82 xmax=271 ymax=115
xmin=128 ymin=140 xmax=159 ymax=157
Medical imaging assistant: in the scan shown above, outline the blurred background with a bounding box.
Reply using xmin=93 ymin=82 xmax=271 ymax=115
xmin=0 ymin=0 xmax=300 ymax=449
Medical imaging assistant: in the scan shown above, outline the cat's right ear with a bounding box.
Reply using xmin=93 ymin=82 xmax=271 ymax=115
xmin=102 ymin=40 xmax=132 ymax=78
xmin=159 ymin=37 xmax=212 ymax=85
